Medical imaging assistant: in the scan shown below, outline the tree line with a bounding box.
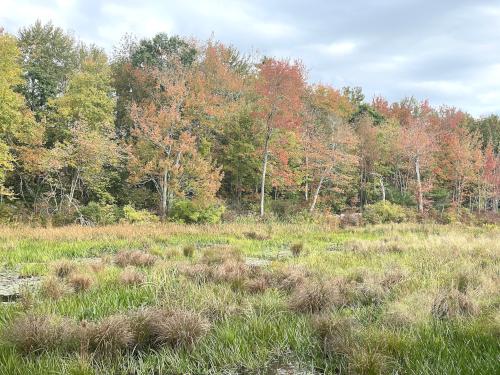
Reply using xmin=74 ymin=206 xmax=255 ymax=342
xmin=0 ymin=21 xmax=498 ymax=224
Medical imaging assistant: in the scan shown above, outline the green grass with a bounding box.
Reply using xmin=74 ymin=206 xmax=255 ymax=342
xmin=0 ymin=222 xmax=498 ymax=374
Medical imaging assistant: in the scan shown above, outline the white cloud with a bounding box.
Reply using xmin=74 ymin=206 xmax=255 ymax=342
xmin=320 ymin=41 xmax=356 ymax=56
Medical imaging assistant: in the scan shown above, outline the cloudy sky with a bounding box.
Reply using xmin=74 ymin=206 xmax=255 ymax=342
xmin=1 ymin=0 xmax=499 ymax=117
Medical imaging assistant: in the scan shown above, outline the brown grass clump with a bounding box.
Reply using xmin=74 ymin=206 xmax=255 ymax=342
xmin=182 ymin=245 xmax=195 ymax=258
xmin=40 ymin=276 xmax=73 ymax=300
xmin=349 ymin=347 xmax=396 ymax=375
xmin=149 ymin=309 xmax=210 ymax=348
xmin=289 ymin=279 xmax=344 ymax=313
xmin=431 ymin=289 xmax=479 ymax=319
xmin=351 ymin=282 xmax=386 ymax=306
xmin=68 ymin=273 xmax=93 ymax=292
xmin=178 ymin=263 xmax=213 ymax=284
xmin=243 ymin=276 xmax=270 ymax=294
xmin=88 ymin=259 xmax=105 ymax=273
xmin=290 ymin=242 xmax=304 ymax=257
xmin=200 ymin=246 xmax=242 ymax=265
xmin=312 ymin=315 xmax=357 ymax=356
xmin=119 ymin=266 xmax=145 ymax=286
xmin=380 ymin=268 xmax=407 ymax=290
xmin=84 ymin=314 xmax=135 ymax=355
xmin=274 ymin=266 xmax=310 ymax=292
xmin=114 ymin=250 xmax=157 ymax=268
xmin=4 ymin=313 xmax=79 ymax=354
xmin=52 ymin=259 xmax=77 ymax=278
xmin=212 ymin=259 xmax=249 ymax=286
xmin=244 ymin=231 xmax=269 ymax=241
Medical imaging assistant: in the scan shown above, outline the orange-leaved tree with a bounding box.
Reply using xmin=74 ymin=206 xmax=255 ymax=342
xmin=254 ymin=58 xmax=305 ymax=216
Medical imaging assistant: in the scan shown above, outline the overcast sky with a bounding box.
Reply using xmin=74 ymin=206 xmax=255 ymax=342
xmin=1 ymin=0 xmax=499 ymax=117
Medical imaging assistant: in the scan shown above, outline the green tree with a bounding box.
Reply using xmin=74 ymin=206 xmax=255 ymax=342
xmin=17 ymin=21 xmax=78 ymax=116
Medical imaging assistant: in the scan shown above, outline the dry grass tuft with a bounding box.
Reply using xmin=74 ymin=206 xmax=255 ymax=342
xmin=349 ymin=347 xmax=396 ymax=375
xmin=149 ymin=309 xmax=210 ymax=348
xmin=4 ymin=313 xmax=79 ymax=354
xmin=274 ymin=266 xmax=310 ymax=292
xmin=84 ymin=314 xmax=135 ymax=355
xmin=178 ymin=263 xmax=213 ymax=284
xmin=289 ymin=279 xmax=344 ymax=313
xmin=52 ymin=259 xmax=77 ymax=278
xmin=244 ymin=231 xmax=269 ymax=240
xmin=182 ymin=245 xmax=195 ymax=258
xmin=68 ymin=273 xmax=94 ymax=292
xmin=88 ymin=259 xmax=106 ymax=273
xmin=312 ymin=315 xmax=358 ymax=356
xmin=212 ymin=259 xmax=249 ymax=286
xmin=352 ymin=282 xmax=386 ymax=306
xmin=200 ymin=246 xmax=242 ymax=265
xmin=431 ymin=289 xmax=479 ymax=319
xmin=114 ymin=250 xmax=157 ymax=268
xmin=40 ymin=276 xmax=73 ymax=300
xmin=119 ymin=266 xmax=145 ymax=286
xmin=243 ymin=276 xmax=270 ymax=294
xmin=290 ymin=242 xmax=304 ymax=257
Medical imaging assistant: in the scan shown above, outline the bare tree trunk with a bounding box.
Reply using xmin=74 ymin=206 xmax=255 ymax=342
xmin=415 ymin=156 xmax=423 ymax=213
xmin=309 ymin=174 xmax=326 ymax=213
xmin=380 ymin=175 xmax=386 ymax=202
xmin=68 ymin=171 xmax=79 ymax=208
xmin=260 ymin=132 xmax=271 ymax=217
xmin=304 ymin=155 xmax=309 ymax=201
xmin=160 ymin=169 xmax=168 ymax=221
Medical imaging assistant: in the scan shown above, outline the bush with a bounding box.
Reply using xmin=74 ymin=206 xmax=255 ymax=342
xmin=122 ymin=205 xmax=159 ymax=224
xmin=80 ymin=202 xmax=121 ymax=225
xmin=363 ymin=201 xmax=411 ymax=224
xmin=169 ymin=200 xmax=225 ymax=224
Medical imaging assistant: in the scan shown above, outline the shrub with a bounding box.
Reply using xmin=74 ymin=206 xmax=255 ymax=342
xmin=183 ymin=245 xmax=195 ymax=258
xmin=169 ymin=200 xmax=225 ymax=224
xmin=4 ymin=314 xmax=79 ymax=354
xmin=80 ymin=202 xmax=121 ymax=226
xmin=68 ymin=273 xmax=93 ymax=292
xmin=431 ymin=289 xmax=479 ymax=319
xmin=121 ymin=205 xmax=159 ymax=224
xmin=290 ymin=242 xmax=304 ymax=257
xmin=114 ymin=250 xmax=156 ymax=268
xmin=363 ymin=201 xmax=410 ymax=224
xmin=119 ymin=267 xmax=145 ymax=286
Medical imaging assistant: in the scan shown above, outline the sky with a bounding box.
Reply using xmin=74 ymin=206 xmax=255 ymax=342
xmin=1 ymin=0 xmax=499 ymax=117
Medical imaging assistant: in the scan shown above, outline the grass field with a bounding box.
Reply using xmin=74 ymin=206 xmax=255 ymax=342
xmin=0 ymin=222 xmax=498 ymax=374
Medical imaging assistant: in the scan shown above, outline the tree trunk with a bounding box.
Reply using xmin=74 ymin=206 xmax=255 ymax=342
xmin=304 ymin=155 xmax=309 ymax=201
xmin=260 ymin=132 xmax=271 ymax=217
xmin=379 ymin=176 xmax=386 ymax=202
xmin=415 ymin=156 xmax=423 ymax=213
xmin=68 ymin=171 xmax=79 ymax=208
xmin=309 ymin=174 xmax=326 ymax=213
xmin=160 ymin=169 xmax=168 ymax=221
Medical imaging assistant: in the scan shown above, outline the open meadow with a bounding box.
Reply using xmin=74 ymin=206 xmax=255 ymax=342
xmin=0 ymin=222 xmax=498 ymax=374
